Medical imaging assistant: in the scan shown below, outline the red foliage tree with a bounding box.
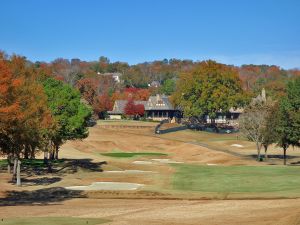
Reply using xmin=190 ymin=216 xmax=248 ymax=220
xmin=124 ymin=99 xmax=136 ymax=116
xmin=134 ymin=104 xmax=145 ymax=116
xmin=124 ymin=99 xmax=145 ymax=118
xmin=76 ymin=78 xmax=99 ymax=105
xmin=96 ymin=94 xmax=113 ymax=113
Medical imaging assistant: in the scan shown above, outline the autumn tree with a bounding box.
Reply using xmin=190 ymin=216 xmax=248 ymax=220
xmin=239 ymin=103 xmax=269 ymax=161
xmin=0 ymin=54 xmax=54 ymax=185
xmin=51 ymin=58 xmax=87 ymax=86
xmin=239 ymin=97 xmax=277 ymax=161
xmin=173 ymin=60 xmax=246 ymax=127
xmin=76 ymin=78 xmax=99 ymax=110
xmin=124 ymin=99 xmax=145 ymax=119
xmin=0 ymin=54 xmax=24 ymax=165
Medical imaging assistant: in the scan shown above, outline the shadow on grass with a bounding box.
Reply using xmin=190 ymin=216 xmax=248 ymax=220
xmin=156 ymin=125 xmax=187 ymax=134
xmin=250 ymin=154 xmax=299 ymax=160
xmin=16 ymin=158 xmax=107 ymax=176
xmin=290 ymin=161 xmax=300 ymax=166
xmin=21 ymin=177 xmax=62 ymax=186
xmin=0 ymin=158 xmax=106 ymax=206
xmin=56 ymin=159 xmax=107 ymax=173
xmin=0 ymin=187 xmax=85 ymax=206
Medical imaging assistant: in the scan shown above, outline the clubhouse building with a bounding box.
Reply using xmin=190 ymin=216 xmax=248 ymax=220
xmin=108 ymin=94 xmax=180 ymax=121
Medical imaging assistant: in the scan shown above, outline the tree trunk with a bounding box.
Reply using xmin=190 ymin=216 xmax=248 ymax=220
xmin=7 ymin=164 xmax=11 ymax=174
xmin=24 ymin=145 xmax=29 ymax=159
xmin=283 ymin=147 xmax=287 ymax=165
xmin=55 ymin=145 xmax=59 ymax=160
xmin=49 ymin=151 xmax=54 ymax=160
xmin=47 ymin=162 xmax=53 ymax=173
xmin=44 ymin=151 xmax=48 ymax=164
xmin=211 ymin=118 xmax=219 ymax=133
xmin=12 ymin=158 xmax=17 ymax=181
xmin=256 ymin=142 xmax=262 ymax=161
xmin=16 ymin=160 xmax=21 ymax=186
xmin=263 ymin=144 xmax=268 ymax=160
xmin=7 ymin=155 xmax=12 ymax=173
xmin=30 ymin=145 xmax=36 ymax=159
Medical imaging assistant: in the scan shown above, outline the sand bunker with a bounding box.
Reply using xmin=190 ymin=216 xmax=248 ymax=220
xmin=66 ymin=182 xmax=144 ymax=191
xmin=151 ymin=159 xmax=184 ymax=164
xmin=132 ymin=159 xmax=184 ymax=165
xmin=132 ymin=161 xmax=154 ymax=165
xmin=231 ymin=144 xmax=244 ymax=148
xmin=103 ymin=170 xmax=156 ymax=174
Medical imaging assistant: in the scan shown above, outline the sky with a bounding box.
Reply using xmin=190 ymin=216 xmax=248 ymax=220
xmin=0 ymin=0 xmax=300 ymax=69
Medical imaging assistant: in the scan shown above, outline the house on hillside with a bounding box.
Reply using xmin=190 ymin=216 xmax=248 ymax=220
xmin=205 ymin=88 xmax=266 ymax=126
xmin=98 ymin=72 xmax=122 ymax=83
xmin=252 ymin=88 xmax=267 ymax=104
xmin=145 ymin=94 xmax=178 ymax=121
xmin=149 ymin=80 xmax=160 ymax=88
xmin=205 ymin=108 xmax=244 ymax=126
xmin=108 ymin=94 xmax=180 ymax=121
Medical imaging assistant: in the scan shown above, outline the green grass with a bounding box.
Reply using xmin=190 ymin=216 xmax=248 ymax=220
xmin=0 ymin=159 xmax=7 ymax=167
xmin=101 ymin=152 xmax=167 ymax=158
xmin=172 ymin=164 xmax=300 ymax=194
xmin=0 ymin=217 xmax=110 ymax=225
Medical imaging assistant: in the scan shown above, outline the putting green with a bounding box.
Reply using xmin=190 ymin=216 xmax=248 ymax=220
xmin=172 ymin=164 xmax=300 ymax=194
xmin=0 ymin=217 xmax=110 ymax=225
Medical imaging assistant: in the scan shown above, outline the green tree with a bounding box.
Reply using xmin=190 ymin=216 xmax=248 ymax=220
xmin=276 ymin=77 xmax=300 ymax=165
xmin=43 ymin=78 xmax=92 ymax=159
xmin=261 ymin=100 xmax=279 ymax=160
xmin=161 ymin=79 xmax=176 ymax=95
xmin=172 ymin=60 xmax=246 ymax=125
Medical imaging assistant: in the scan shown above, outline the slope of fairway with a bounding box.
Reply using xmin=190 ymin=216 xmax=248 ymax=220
xmin=172 ymin=164 xmax=300 ymax=197
xmin=0 ymin=217 xmax=110 ymax=225
xmin=101 ymin=152 xmax=167 ymax=158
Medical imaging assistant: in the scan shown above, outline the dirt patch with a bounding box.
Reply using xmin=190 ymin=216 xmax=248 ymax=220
xmin=1 ymin=198 xmax=300 ymax=225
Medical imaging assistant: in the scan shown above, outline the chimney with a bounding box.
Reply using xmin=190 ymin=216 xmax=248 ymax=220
xmin=261 ymin=88 xmax=266 ymax=102
xmin=156 ymin=94 xmax=160 ymax=101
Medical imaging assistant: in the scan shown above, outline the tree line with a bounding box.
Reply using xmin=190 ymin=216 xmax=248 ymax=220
xmin=31 ymin=55 xmax=299 ymax=119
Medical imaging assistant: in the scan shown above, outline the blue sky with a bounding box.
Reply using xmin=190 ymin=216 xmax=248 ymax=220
xmin=0 ymin=0 xmax=299 ymax=68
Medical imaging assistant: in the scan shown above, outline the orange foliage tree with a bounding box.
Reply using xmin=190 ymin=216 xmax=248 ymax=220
xmin=0 ymin=54 xmax=55 ymax=184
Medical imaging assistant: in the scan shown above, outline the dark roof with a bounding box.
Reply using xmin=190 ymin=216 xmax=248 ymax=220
xmin=108 ymin=95 xmax=175 ymax=115
xmin=150 ymin=80 xmax=160 ymax=87
xmin=145 ymin=95 xmax=174 ymax=110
